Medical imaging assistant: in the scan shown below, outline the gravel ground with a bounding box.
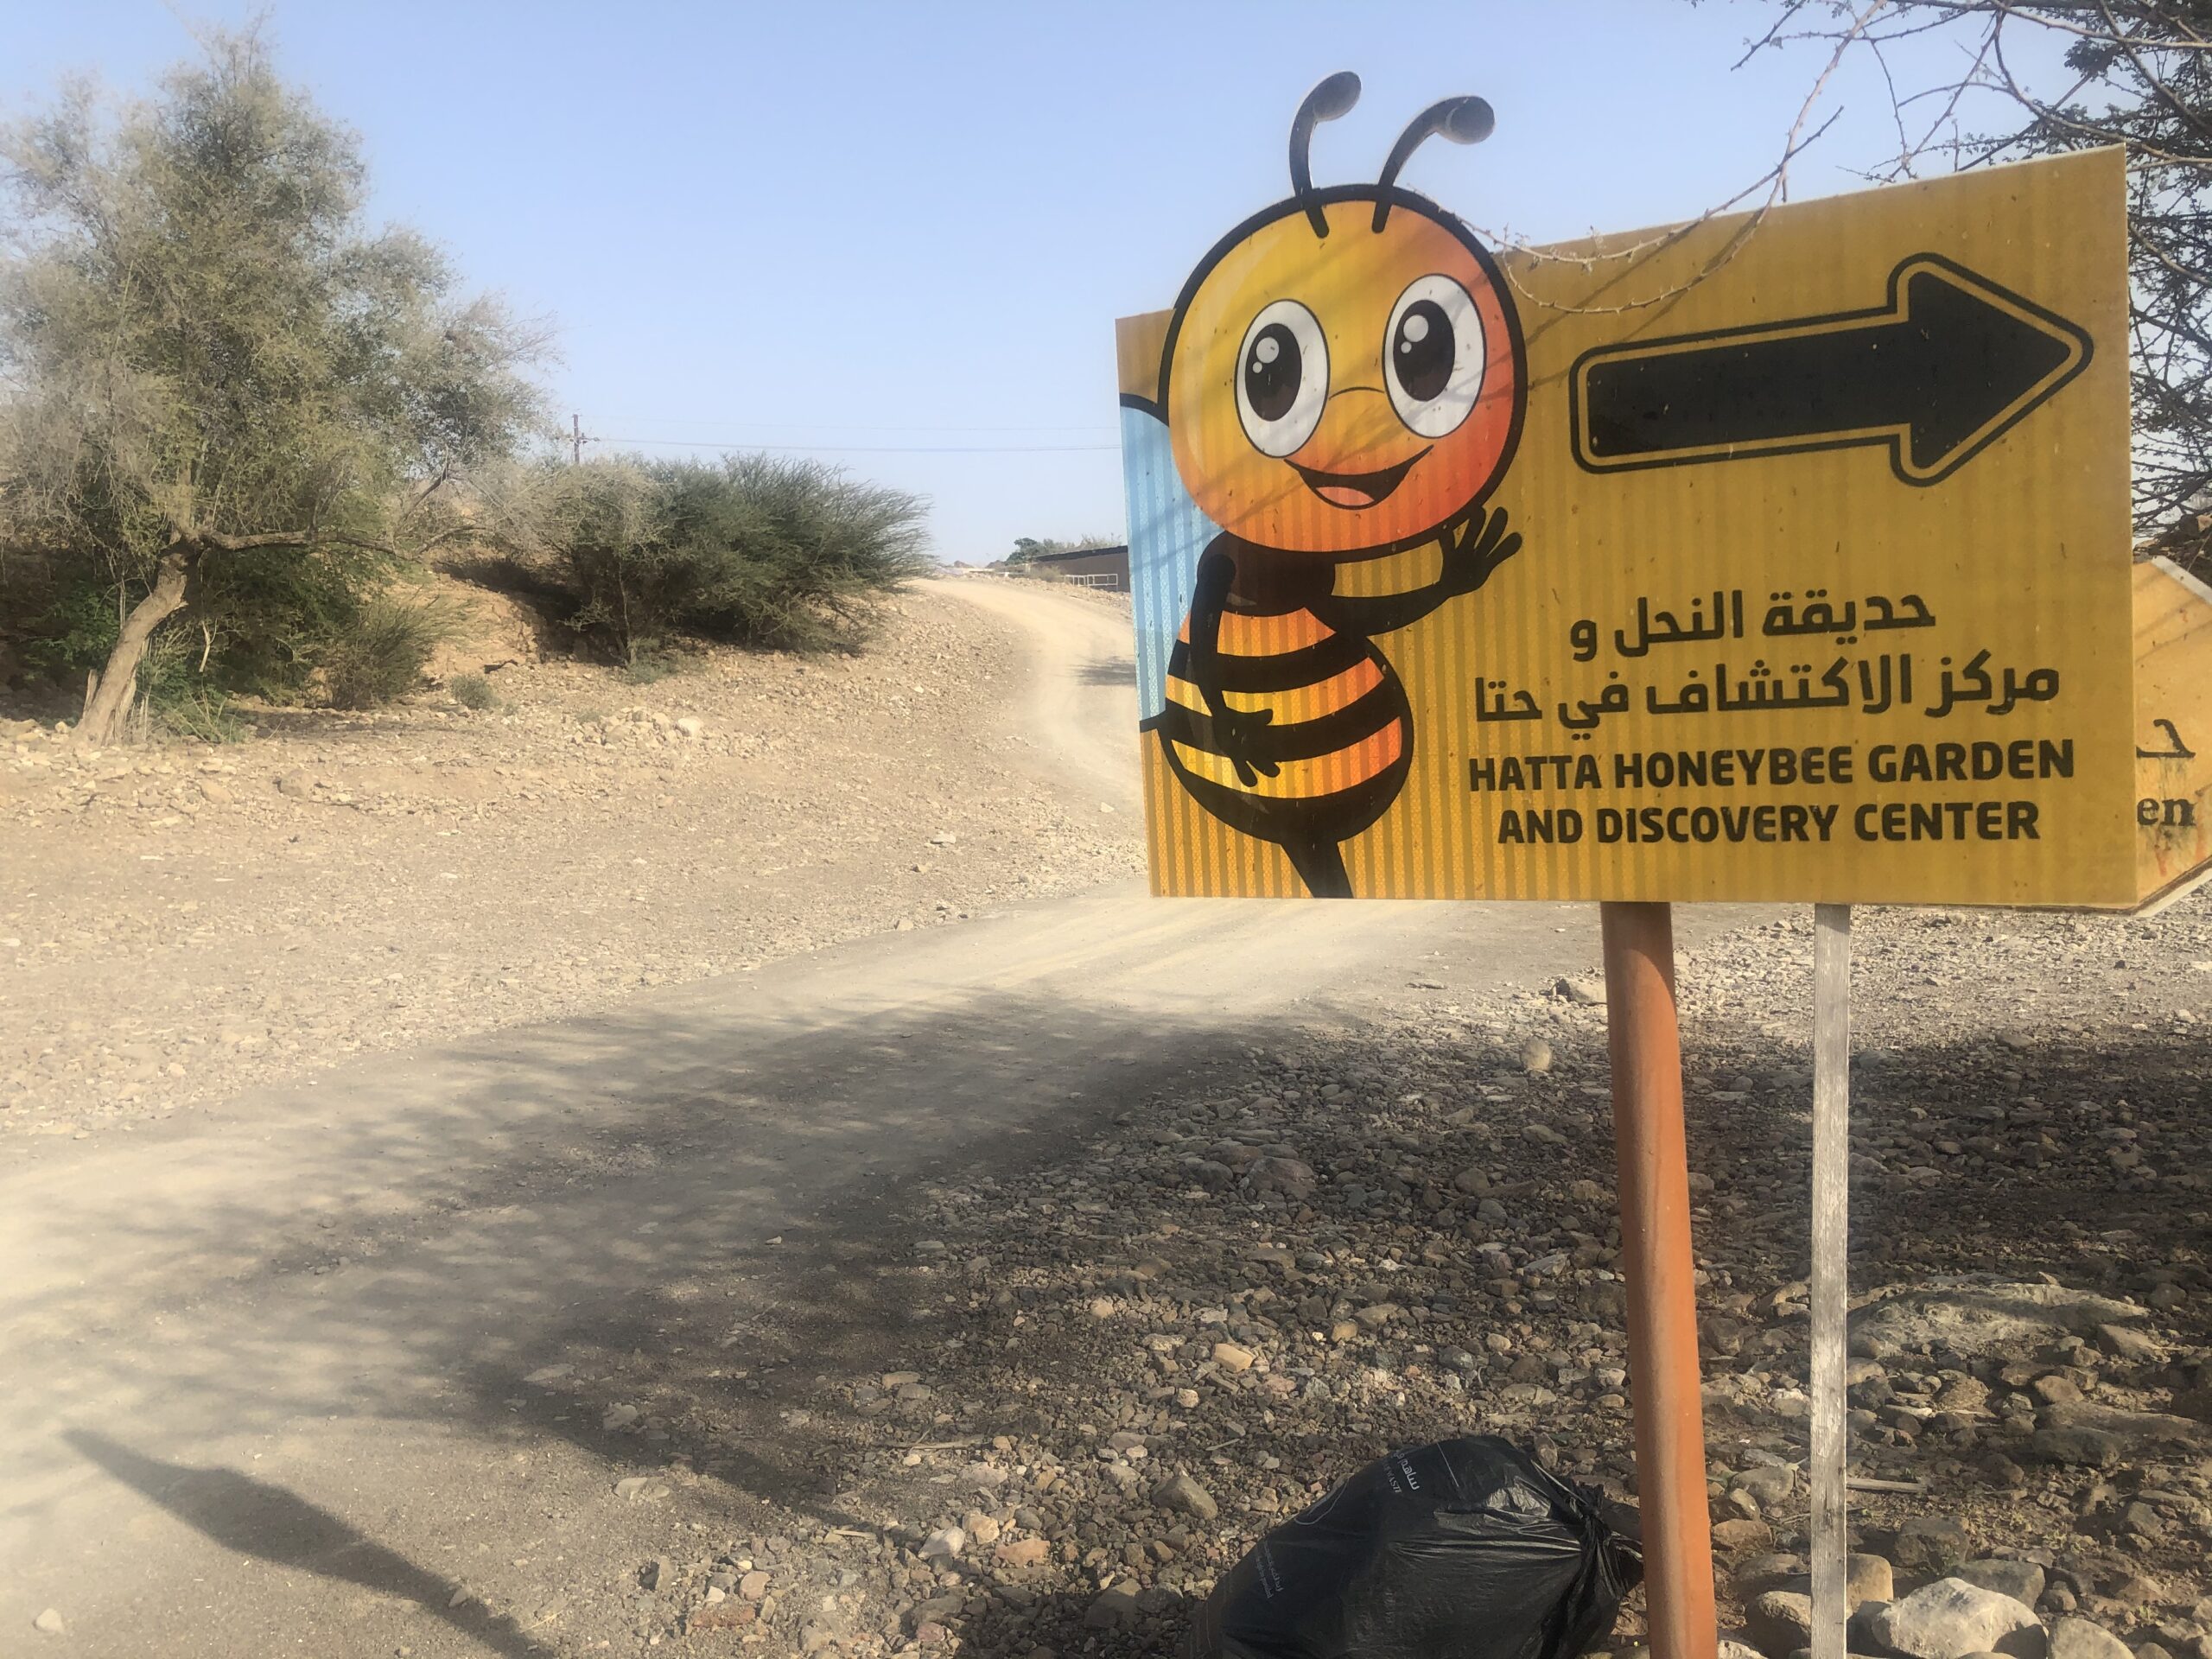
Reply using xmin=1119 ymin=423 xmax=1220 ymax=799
xmin=12 ymin=580 xmax=2211 ymax=1659
xmin=0 ymin=582 xmax=1143 ymax=1141
xmin=500 ymin=900 xmax=2212 ymax=1657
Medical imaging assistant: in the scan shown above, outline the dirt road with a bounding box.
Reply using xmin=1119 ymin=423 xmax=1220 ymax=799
xmin=931 ymin=578 xmax=1139 ymax=809
xmin=1 ymin=577 xmax=1720 ymax=1655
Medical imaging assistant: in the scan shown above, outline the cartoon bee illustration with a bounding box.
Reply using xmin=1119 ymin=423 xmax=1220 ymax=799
xmin=1128 ymin=73 xmax=1527 ymax=898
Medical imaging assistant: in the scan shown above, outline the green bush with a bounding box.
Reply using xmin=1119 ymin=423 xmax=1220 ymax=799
xmin=449 ymin=671 xmax=499 ymax=710
xmin=156 ymin=684 xmax=248 ymax=744
xmin=126 ymin=621 xmax=248 ymax=741
xmin=16 ymin=550 xmax=454 ymax=715
xmin=321 ymin=594 xmax=466 ymax=710
xmin=21 ymin=569 xmax=250 ymax=736
xmin=538 ymin=454 xmax=930 ymax=662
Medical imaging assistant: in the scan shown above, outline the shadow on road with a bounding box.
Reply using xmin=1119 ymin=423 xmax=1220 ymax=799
xmin=19 ymin=899 xmax=2207 ymax=1652
xmin=64 ymin=1429 xmax=550 ymax=1658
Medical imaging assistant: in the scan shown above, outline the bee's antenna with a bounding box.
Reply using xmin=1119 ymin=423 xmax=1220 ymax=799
xmin=1289 ymin=72 xmax=1361 ymax=237
xmin=1372 ymin=96 xmax=1494 ymax=231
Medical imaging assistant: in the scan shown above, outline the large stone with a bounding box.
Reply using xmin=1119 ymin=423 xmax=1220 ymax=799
xmin=1982 ymin=1453 xmax=2029 ymax=1488
xmin=1246 ymin=1156 xmax=1316 ymax=1198
xmin=1951 ymin=1560 xmax=2046 ymax=1611
xmin=1748 ymin=1591 xmax=1814 ymax=1657
xmin=2095 ymin=1324 xmax=2159 ymax=1363
xmin=906 ymin=1594 xmax=964 ymax=1633
xmin=2048 ymin=1619 xmax=2133 ymax=1659
xmin=2030 ymin=1426 xmax=2124 ymax=1469
xmin=1893 ymin=1517 xmax=1974 ymax=1573
xmin=1847 ymin=1554 xmax=1896 ymax=1610
xmin=1756 ymin=1554 xmax=1894 ymax=1618
xmin=1154 ymin=1471 xmax=1218 ymax=1521
xmin=1085 ymin=1586 xmax=1141 ymax=1630
xmin=1852 ymin=1281 xmax=2146 ymax=1365
xmin=1713 ymin=1517 xmax=1777 ymax=1554
xmin=962 ymin=1510 xmax=1001 ymax=1546
xmin=1732 ymin=1465 xmax=1798 ymax=1512
xmin=1735 ymin=1554 xmax=1808 ymax=1596
xmin=1936 ymin=1376 xmax=1993 ymax=1414
xmin=1872 ymin=1579 xmax=2048 ymax=1659
xmin=2037 ymin=1400 xmax=2209 ymax=1455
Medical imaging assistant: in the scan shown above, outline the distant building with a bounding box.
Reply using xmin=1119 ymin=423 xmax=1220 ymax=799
xmin=1027 ymin=544 xmax=1130 ymax=591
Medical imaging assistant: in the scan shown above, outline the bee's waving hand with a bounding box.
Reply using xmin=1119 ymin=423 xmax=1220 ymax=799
xmin=1313 ymin=506 xmax=1524 ymax=639
xmin=1444 ymin=505 xmax=1523 ymax=598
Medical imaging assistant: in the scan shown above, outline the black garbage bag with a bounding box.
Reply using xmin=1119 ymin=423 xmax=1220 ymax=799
xmin=1183 ymin=1436 xmax=1642 ymax=1659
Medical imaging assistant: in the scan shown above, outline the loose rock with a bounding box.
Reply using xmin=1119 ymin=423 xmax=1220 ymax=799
xmin=1154 ymin=1471 xmax=1218 ymax=1521
xmin=1952 ymin=1560 xmax=2045 ymax=1611
xmin=2048 ymin=1618 xmax=2134 ymax=1659
xmin=1872 ymin=1578 xmax=2048 ymax=1659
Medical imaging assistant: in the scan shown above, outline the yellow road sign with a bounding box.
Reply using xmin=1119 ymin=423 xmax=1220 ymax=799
xmin=1116 ymin=131 xmax=2133 ymax=905
xmin=2134 ymin=557 xmax=2212 ymax=913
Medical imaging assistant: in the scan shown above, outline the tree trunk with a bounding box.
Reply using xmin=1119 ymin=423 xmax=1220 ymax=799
xmin=76 ymin=547 xmax=194 ymax=747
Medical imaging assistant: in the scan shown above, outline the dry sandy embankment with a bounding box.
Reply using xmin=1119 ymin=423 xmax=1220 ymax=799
xmin=0 ymin=578 xmax=1145 ymax=1140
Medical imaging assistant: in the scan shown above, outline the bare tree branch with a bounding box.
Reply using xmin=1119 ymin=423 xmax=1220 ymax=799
xmin=1737 ymin=0 xmax=2212 ymax=567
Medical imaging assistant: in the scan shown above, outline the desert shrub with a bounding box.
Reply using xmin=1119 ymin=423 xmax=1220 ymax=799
xmin=537 ymin=454 xmax=930 ymax=662
xmin=111 ymin=620 xmax=249 ymax=741
xmin=19 ymin=556 xmax=465 ymax=715
xmin=25 ymin=550 xmax=359 ymax=703
xmin=449 ymin=671 xmax=499 ymax=710
xmin=155 ymin=683 xmax=248 ymax=743
xmin=321 ymin=593 xmax=467 ymax=710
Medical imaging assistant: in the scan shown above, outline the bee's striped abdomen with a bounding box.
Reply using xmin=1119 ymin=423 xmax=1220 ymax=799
xmin=1154 ymin=605 xmax=1412 ymax=846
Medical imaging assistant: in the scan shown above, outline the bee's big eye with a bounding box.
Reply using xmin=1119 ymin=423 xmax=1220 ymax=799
xmin=1384 ymin=275 xmax=1486 ymax=439
xmin=1236 ymin=299 xmax=1328 ymax=458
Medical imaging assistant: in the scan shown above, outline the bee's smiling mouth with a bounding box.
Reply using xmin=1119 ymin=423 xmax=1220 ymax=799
xmin=1290 ymin=448 xmax=1430 ymax=511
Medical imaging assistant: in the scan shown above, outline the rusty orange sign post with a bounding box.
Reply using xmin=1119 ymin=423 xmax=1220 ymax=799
xmin=1601 ymin=903 xmax=1717 ymax=1659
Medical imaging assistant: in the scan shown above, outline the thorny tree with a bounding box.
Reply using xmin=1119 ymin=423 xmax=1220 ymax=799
xmin=0 ymin=28 xmax=546 ymax=743
xmin=1742 ymin=3 xmax=2212 ymax=567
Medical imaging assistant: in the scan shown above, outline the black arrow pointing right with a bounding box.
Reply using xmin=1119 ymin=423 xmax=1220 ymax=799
xmin=1569 ymin=253 xmax=2093 ymax=486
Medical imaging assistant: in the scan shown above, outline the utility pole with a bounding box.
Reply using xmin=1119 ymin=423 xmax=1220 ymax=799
xmin=571 ymin=413 xmax=585 ymax=466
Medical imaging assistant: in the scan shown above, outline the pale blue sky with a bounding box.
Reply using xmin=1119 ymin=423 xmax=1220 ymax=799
xmin=3 ymin=2 xmax=2060 ymax=562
